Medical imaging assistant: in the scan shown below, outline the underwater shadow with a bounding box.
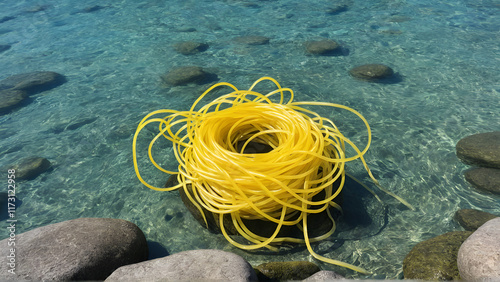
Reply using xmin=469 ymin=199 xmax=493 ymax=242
xmin=147 ymin=240 xmax=170 ymax=260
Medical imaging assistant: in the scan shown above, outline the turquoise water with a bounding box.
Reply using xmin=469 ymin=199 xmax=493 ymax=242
xmin=1 ymin=0 xmax=499 ymax=279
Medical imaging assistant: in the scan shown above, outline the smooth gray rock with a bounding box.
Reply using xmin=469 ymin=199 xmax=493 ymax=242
xmin=0 ymin=218 xmax=148 ymax=281
xmin=464 ymin=167 xmax=500 ymax=195
xmin=458 ymin=218 xmax=500 ymax=281
xmin=105 ymin=249 xmax=257 ymax=282
xmin=302 ymin=270 xmax=345 ymax=281
xmin=456 ymin=132 xmax=500 ymax=168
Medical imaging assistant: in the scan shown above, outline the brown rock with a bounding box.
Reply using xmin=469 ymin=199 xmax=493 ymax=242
xmin=255 ymin=261 xmax=320 ymax=281
xmin=456 ymin=132 xmax=500 ymax=168
xmin=0 ymin=71 xmax=66 ymax=95
xmin=349 ymin=64 xmax=394 ymax=81
xmin=173 ymin=41 xmax=209 ymax=55
xmin=234 ymin=35 xmax=270 ymax=45
xmin=464 ymin=167 xmax=500 ymax=195
xmin=454 ymin=209 xmax=499 ymax=231
xmin=305 ymin=39 xmax=340 ymax=55
xmin=10 ymin=157 xmax=51 ymax=180
xmin=161 ymin=66 xmax=215 ymax=86
xmin=0 ymin=89 xmax=27 ymax=114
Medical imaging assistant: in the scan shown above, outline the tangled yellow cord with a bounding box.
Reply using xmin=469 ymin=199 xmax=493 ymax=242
xmin=133 ymin=77 xmax=413 ymax=274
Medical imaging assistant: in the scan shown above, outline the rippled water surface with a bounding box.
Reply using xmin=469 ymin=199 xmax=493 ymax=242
xmin=1 ymin=0 xmax=499 ymax=279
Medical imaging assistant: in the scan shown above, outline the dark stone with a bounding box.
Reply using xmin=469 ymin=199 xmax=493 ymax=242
xmin=0 ymin=44 xmax=11 ymax=53
xmin=176 ymin=27 xmax=197 ymax=32
xmin=173 ymin=41 xmax=209 ymax=55
xmin=305 ymin=39 xmax=340 ymax=55
xmin=234 ymin=35 xmax=271 ymax=45
xmin=161 ymin=66 xmax=217 ymax=86
xmin=0 ymin=218 xmax=148 ymax=281
xmin=255 ymin=261 xmax=320 ymax=281
xmin=0 ymin=71 xmax=66 ymax=95
xmin=106 ymin=249 xmax=257 ymax=282
xmin=456 ymin=132 xmax=500 ymax=168
xmin=464 ymin=167 xmax=500 ymax=195
xmin=10 ymin=157 xmax=51 ymax=180
xmin=325 ymin=5 xmax=348 ymax=15
xmin=0 ymin=89 xmax=28 ymax=114
xmin=403 ymin=231 xmax=473 ymax=280
xmin=454 ymin=209 xmax=499 ymax=231
xmin=0 ymin=16 xmax=16 ymax=24
xmin=82 ymin=5 xmax=106 ymax=13
xmin=349 ymin=64 xmax=394 ymax=81
xmin=65 ymin=117 xmax=99 ymax=131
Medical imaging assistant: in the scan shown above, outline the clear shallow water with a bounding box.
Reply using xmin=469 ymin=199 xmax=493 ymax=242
xmin=1 ymin=0 xmax=499 ymax=279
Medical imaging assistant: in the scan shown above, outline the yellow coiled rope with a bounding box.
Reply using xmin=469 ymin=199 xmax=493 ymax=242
xmin=132 ymin=77 xmax=413 ymax=274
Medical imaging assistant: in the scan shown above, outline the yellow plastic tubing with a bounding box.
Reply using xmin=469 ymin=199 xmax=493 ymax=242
xmin=132 ymin=77 xmax=414 ymax=274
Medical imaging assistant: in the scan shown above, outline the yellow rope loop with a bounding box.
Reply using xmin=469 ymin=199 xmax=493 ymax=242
xmin=132 ymin=76 xmax=413 ymax=274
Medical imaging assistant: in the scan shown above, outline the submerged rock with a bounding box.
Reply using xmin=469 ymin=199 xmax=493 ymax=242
xmin=403 ymin=231 xmax=472 ymax=280
xmin=9 ymin=157 xmax=51 ymax=180
xmin=456 ymin=131 xmax=500 ymax=168
xmin=0 ymin=71 xmax=66 ymax=95
xmin=305 ymin=39 xmax=341 ymax=55
xmin=349 ymin=64 xmax=394 ymax=81
xmin=161 ymin=66 xmax=217 ymax=86
xmin=0 ymin=218 xmax=148 ymax=281
xmin=255 ymin=261 xmax=320 ymax=281
xmin=464 ymin=167 xmax=500 ymax=195
xmin=457 ymin=218 xmax=500 ymax=280
xmin=105 ymin=249 xmax=257 ymax=282
xmin=173 ymin=41 xmax=209 ymax=55
xmin=0 ymin=44 xmax=11 ymax=53
xmin=0 ymin=89 xmax=27 ymax=114
xmin=454 ymin=209 xmax=499 ymax=231
xmin=234 ymin=35 xmax=270 ymax=45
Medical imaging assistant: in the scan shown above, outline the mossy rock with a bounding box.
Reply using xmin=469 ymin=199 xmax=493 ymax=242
xmin=305 ymin=39 xmax=340 ymax=55
xmin=454 ymin=209 xmax=499 ymax=231
xmin=161 ymin=66 xmax=217 ymax=86
xmin=255 ymin=261 xmax=320 ymax=281
xmin=403 ymin=231 xmax=473 ymax=280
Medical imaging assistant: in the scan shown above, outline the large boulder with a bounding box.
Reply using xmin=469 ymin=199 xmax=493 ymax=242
xmin=457 ymin=218 xmax=500 ymax=280
xmin=0 ymin=218 xmax=148 ymax=281
xmin=454 ymin=209 xmax=499 ymax=231
xmin=105 ymin=249 xmax=257 ymax=282
xmin=456 ymin=132 xmax=500 ymax=168
xmin=403 ymin=231 xmax=472 ymax=280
